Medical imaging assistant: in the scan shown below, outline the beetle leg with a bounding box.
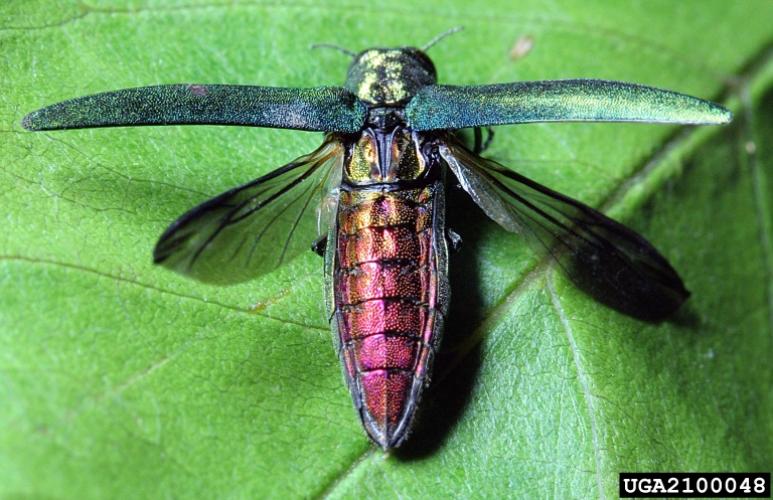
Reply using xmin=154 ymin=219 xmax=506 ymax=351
xmin=472 ymin=127 xmax=483 ymax=154
xmin=311 ymin=236 xmax=327 ymax=257
xmin=446 ymin=228 xmax=462 ymax=253
xmin=481 ymin=127 xmax=495 ymax=152
xmin=471 ymin=127 xmax=495 ymax=154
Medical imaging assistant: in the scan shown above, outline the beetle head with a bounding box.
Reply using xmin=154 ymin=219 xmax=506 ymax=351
xmin=345 ymin=47 xmax=437 ymax=106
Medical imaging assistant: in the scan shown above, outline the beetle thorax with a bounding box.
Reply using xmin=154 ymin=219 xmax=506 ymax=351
xmin=345 ymin=48 xmax=437 ymax=106
xmin=344 ymin=127 xmax=429 ymax=185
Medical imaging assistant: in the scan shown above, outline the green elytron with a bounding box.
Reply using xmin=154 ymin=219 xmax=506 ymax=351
xmin=22 ymin=31 xmax=731 ymax=449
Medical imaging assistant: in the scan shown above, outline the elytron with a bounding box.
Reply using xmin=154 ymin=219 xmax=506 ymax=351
xmin=23 ymin=30 xmax=730 ymax=449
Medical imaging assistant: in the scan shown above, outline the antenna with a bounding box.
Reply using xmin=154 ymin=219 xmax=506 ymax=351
xmin=422 ymin=26 xmax=464 ymax=52
xmin=310 ymin=43 xmax=356 ymax=58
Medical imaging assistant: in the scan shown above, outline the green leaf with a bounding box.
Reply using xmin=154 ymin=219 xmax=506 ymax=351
xmin=1 ymin=1 xmax=771 ymax=498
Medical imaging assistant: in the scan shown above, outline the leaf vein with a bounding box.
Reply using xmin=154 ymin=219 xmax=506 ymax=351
xmin=0 ymin=254 xmax=328 ymax=332
xmin=548 ymin=273 xmax=606 ymax=499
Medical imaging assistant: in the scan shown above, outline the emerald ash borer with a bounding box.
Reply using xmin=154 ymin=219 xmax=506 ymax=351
xmin=22 ymin=29 xmax=731 ymax=450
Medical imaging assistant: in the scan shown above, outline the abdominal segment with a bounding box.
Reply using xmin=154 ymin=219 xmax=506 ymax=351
xmin=331 ymin=185 xmax=447 ymax=448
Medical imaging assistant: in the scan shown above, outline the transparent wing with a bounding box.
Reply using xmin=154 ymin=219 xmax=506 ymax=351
xmin=154 ymin=136 xmax=343 ymax=284
xmin=440 ymin=137 xmax=689 ymax=321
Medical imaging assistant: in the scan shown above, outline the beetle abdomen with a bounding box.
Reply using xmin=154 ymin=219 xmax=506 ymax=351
xmin=332 ymin=184 xmax=447 ymax=448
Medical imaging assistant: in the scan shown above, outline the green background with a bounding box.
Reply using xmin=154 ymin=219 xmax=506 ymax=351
xmin=1 ymin=1 xmax=771 ymax=498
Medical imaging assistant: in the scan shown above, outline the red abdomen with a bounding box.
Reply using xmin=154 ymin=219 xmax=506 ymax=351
xmin=330 ymin=184 xmax=447 ymax=448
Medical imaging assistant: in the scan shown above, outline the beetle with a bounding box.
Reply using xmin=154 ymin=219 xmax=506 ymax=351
xmin=22 ymin=30 xmax=731 ymax=450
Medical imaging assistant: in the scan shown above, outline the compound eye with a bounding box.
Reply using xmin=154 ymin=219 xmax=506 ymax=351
xmin=403 ymin=48 xmax=436 ymax=78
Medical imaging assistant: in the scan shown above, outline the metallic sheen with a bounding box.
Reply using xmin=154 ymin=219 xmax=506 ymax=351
xmin=405 ymin=79 xmax=732 ymax=130
xmin=325 ymin=128 xmax=448 ymax=448
xmin=22 ymin=84 xmax=367 ymax=132
xmin=21 ymin=41 xmax=733 ymax=452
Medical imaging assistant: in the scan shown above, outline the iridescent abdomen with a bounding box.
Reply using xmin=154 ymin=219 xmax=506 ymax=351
xmin=330 ymin=184 xmax=447 ymax=448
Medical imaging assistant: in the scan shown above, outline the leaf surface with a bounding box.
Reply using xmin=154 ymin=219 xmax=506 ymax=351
xmin=1 ymin=1 xmax=771 ymax=498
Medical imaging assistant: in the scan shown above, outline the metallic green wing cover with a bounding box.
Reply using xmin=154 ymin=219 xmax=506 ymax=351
xmin=405 ymin=79 xmax=731 ymax=130
xmin=22 ymin=84 xmax=367 ymax=133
